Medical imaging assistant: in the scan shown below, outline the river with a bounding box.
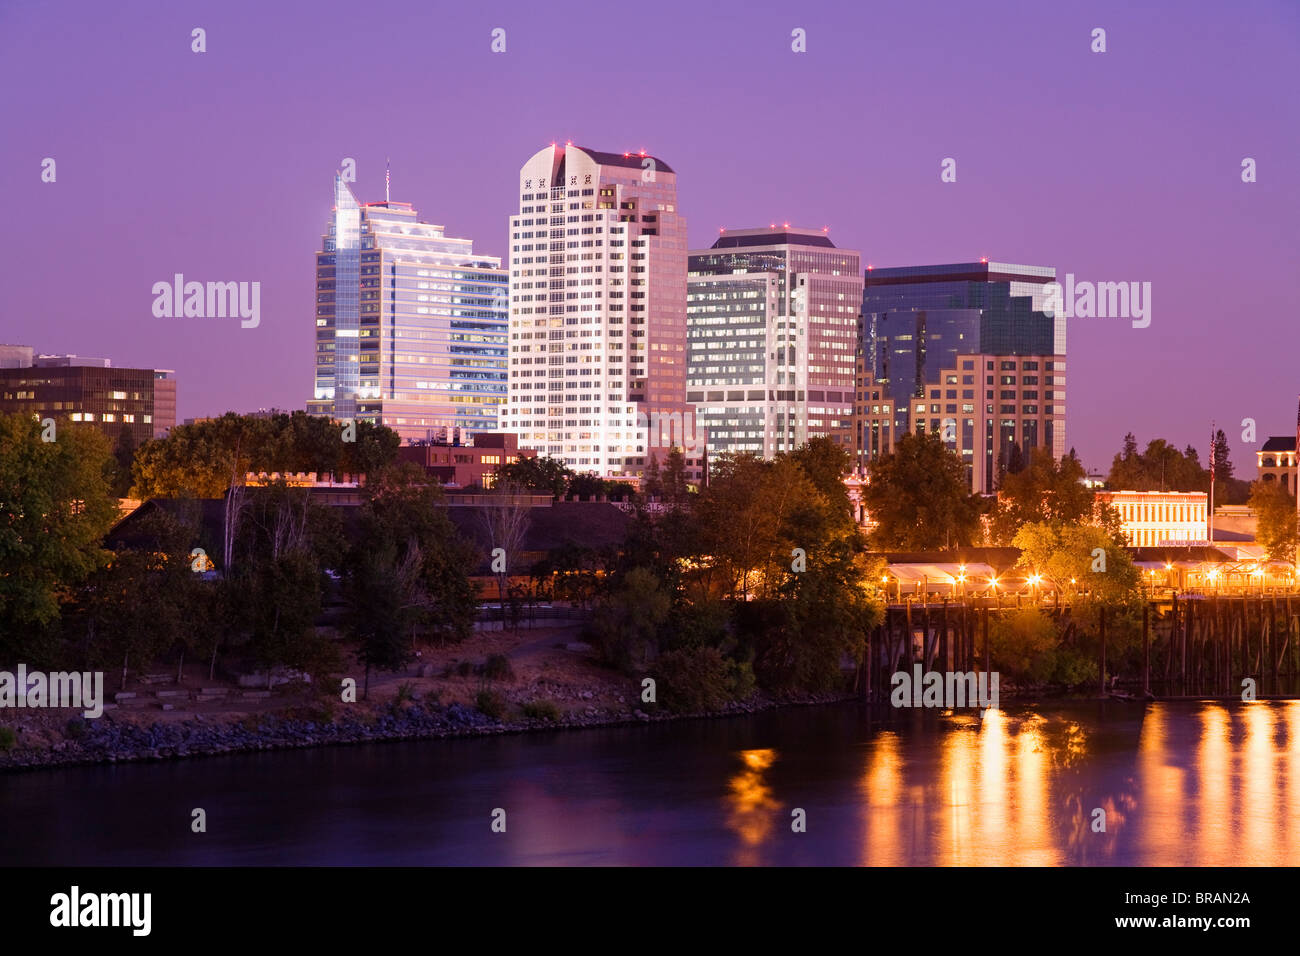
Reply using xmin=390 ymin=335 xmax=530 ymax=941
xmin=3 ymin=700 xmax=1298 ymax=865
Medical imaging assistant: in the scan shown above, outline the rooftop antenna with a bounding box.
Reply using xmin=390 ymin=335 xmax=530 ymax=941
xmin=385 ymin=157 xmax=391 ymax=203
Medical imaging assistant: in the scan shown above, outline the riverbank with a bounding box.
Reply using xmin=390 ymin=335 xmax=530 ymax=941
xmin=0 ymin=688 xmax=857 ymax=772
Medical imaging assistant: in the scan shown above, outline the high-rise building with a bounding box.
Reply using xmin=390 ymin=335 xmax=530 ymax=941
xmin=501 ymin=145 xmax=694 ymax=478
xmin=0 ymin=348 xmax=176 ymax=443
xmin=686 ymin=227 xmax=862 ymax=457
xmin=307 ymin=175 xmax=508 ymax=444
xmin=860 ymin=260 xmax=1066 ymax=491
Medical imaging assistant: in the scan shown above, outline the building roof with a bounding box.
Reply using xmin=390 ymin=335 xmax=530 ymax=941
xmin=574 ymin=146 xmax=675 ymax=175
xmin=447 ymin=501 xmax=630 ymax=562
xmin=107 ymin=496 xmax=632 ymax=576
xmin=710 ymin=229 xmax=836 ymax=250
xmin=864 ymin=261 xmax=1055 ymax=286
xmin=1260 ymin=436 xmax=1296 ymax=452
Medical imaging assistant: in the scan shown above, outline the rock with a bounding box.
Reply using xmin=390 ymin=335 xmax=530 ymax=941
xmin=160 ymin=704 xmax=175 ymax=712
xmin=114 ymin=692 xmax=137 ymax=702
xmin=418 ymin=663 xmax=436 ymax=678
xmin=565 ymin=642 xmax=593 ymax=652
xmin=634 ymin=710 xmax=650 ymax=721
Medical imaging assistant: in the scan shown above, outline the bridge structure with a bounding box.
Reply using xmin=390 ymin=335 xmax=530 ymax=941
xmin=861 ymin=590 xmax=1300 ymax=703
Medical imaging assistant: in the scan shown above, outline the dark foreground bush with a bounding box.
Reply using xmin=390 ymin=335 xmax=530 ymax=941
xmin=476 ymin=690 xmax=508 ymax=720
xmin=483 ymin=654 xmax=514 ymax=681
xmin=653 ymin=646 xmax=734 ymax=713
xmin=521 ymin=700 xmax=561 ymax=722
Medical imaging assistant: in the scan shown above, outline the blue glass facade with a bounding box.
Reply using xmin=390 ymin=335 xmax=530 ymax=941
xmin=309 ymin=175 xmax=508 ymax=443
xmin=862 ymin=261 xmax=1062 ymax=435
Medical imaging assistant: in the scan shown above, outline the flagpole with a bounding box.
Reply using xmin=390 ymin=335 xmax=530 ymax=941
xmin=1208 ymin=421 xmax=1215 ymax=555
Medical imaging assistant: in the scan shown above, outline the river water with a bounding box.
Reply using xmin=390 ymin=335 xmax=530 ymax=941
xmin=3 ymin=700 xmax=1298 ymax=865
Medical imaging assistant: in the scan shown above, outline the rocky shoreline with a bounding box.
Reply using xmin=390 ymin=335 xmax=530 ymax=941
xmin=0 ymin=691 xmax=856 ymax=773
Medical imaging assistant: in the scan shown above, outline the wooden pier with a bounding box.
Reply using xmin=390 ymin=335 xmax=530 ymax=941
xmin=858 ymin=592 xmax=1300 ymax=703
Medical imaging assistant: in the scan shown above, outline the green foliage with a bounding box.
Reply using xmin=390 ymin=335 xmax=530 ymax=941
xmin=591 ymin=567 xmax=672 ymax=672
xmin=394 ymin=681 xmax=416 ymax=705
xmin=0 ymin=727 xmax=15 ymax=752
xmin=988 ymin=607 xmax=1101 ymax=687
xmin=992 ymin=449 xmax=1094 ymax=544
xmin=109 ymin=428 xmax=137 ymax=498
xmin=344 ymin=472 xmax=478 ymax=695
xmin=130 ymin=411 xmax=401 ymax=500
xmin=739 ymin=558 xmax=882 ymax=695
xmin=653 ymin=646 xmax=734 ymax=713
xmin=864 ymin=432 xmax=981 ymax=550
xmin=1106 ymin=433 xmax=1207 ymax=493
xmin=0 ymin=414 xmax=118 ymax=654
xmin=781 ymin=437 xmax=853 ymax=521
xmin=475 ymin=689 xmax=508 ymax=721
xmin=495 ymin=455 xmax=572 ymax=499
xmin=1249 ymin=481 xmax=1298 ymax=563
xmin=1012 ymin=520 xmax=1141 ymax=608
xmin=521 ymin=699 xmax=561 ymax=722
xmin=70 ymin=507 xmax=200 ymax=684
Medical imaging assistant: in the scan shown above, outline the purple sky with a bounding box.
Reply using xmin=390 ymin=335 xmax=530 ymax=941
xmin=4 ymin=0 xmax=1297 ymax=475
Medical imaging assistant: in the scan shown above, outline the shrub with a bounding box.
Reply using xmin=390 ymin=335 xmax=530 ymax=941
xmin=395 ymin=681 xmax=416 ymax=705
xmin=0 ymin=727 xmax=15 ymax=752
xmin=989 ymin=607 xmax=1060 ymax=683
xmin=65 ymin=717 xmax=88 ymax=739
xmin=476 ymin=690 xmax=508 ymax=721
xmin=456 ymin=660 xmax=472 ymax=678
xmin=653 ymin=646 xmax=733 ymax=714
xmin=483 ymin=654 xmax=514 ymax=681
xmin=521 ymin=700 xmax=561 ymax=722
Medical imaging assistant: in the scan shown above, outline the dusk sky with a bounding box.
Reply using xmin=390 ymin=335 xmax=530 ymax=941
xmin=3 ymin=0 xmax=1297 ymax=474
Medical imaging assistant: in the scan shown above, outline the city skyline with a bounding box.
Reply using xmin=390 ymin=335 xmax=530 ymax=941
xmin=4 ymin=0 xmax=1297 ymax=474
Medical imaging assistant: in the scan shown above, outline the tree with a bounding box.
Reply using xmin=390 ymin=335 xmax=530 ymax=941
xmin=495 ymin=455 xmax=572 ymax=499
xmin=590 ymin=567 xmax=671 ymax=673
xmin=1249 ymin=481 xmax=1298 ymax=563
xmin=1012 ymin=521 xmax=1140 ymax=606
xmin=110 ymin=428 xmax=137 ymax=498
xmin=1106 ymin=434 xmax=1207 ymax=493
xmin=991 ymin=449 xmax=1094 ymax=544
xmin=226 ymin=484 xmax=338 ymax=686
xmin=478 ymin=484 xmax=532 ymax=614
xmin=0 ymin=415 xmax=118 ymax=659
xmin=782 ymin=437 xmax=853 ymax=527
xmin=1210 ymin=428 xmax=1234 ymax=483
xmin=72 ymin=508 xmax=199 ymax=688
xmin=864 ymin=432 xmax=980 ymax=550
xmin=566 ymin=472 xmax=606 ymax=499
xmin=344 ymin=469 xmax=477 ymax=696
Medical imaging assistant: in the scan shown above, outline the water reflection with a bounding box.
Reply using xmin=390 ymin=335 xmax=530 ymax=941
xmin=4 ymin=701 xmax=1299 ymax=865
xmin=725 ymin=749 xmax=781 ymax=865
xmin=854 ymin=701 xmax=1298 ymax=866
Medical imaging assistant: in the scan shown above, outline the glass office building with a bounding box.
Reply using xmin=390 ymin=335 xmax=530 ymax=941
xmin=502 ymin=145 xmax=695 ymax=478
xmin=861 ymin=261 xmax=1065 ymax=491
xmin=688 ymin=227 xmax=862 ymax=457
xmin=308 ymin=175 xmax=507 ymax=443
